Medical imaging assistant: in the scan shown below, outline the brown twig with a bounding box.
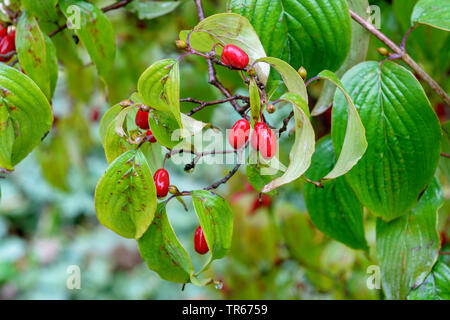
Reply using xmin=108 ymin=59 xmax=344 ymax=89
xmin=183 ymin=95 xmax=248 ymax=116
xmin=349 ymin=9 xmax=450 ymax=107
xmin=441 ymin=152 xmax=450 ymax=159
xmin=204 ymin=163 xmax=241 ymax=190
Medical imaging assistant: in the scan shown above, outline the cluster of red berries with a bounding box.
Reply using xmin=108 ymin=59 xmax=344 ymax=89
xmin=135 ymin=106 xmax=210 ymax=255
xmin=221 ymin=45 xmax=277 ymax=159
xmin=0 ymin=25 xmax=15 ymax=62
xmin=229 ymin=119 xmax=277 ymax=160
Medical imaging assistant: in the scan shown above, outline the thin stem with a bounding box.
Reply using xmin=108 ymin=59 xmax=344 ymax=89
xmin=441 ymin=152 xmax=450 ymax=159
xmin=279 ymin=111 xmax=294 ymax=135
xmin=183 ymin=95 xmax=248 ymax=116
xmin=349 ymin=9 xmax=450 ymax=107
xmin=204 ymin=163 xmax=241 ymax=191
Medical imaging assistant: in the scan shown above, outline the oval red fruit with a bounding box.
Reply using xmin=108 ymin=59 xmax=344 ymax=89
xmin=194 ymin=226 xmax=209 ymax=255
xmin=221 ymin=44 xmax=249 ymax=69
xmin=229 ymin=119 xmax=250 ymax=149
xmin=0 ymin=35 xmax=15 ymax=62
xmin=153 ymin=169 xmax=169 ymax=198
xmin=135 ymin=109 xmax=149 ymax=130
xmin=251 ymin=122 xmax=277 ymax=159
xmin=146 ymin=129 xmax=157 ymax=143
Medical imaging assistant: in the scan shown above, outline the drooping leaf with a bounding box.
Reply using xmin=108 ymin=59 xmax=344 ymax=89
xmin=332 ymin=61 xmax=441 ymax=221
xmin=249 ymin=78 xmax=260 ymax=127
xmin=16 ymin=11 xmax=59 ymax=100
xmin=126 ymin=0 xmax=182 ymax=20
xmin=137 ymin=59 xmax=176 ymax=114
xmin=104 ymin=119 xmax=135 ymax=164
xmin=411 ymin=0 xmax=450 ymax=31
xmin=191 ymin=190 xmax=233 ymax=274
xmin=376 ymin=178 xmax=443 ymax=300
xmin=262 ymin=92 xmax=315 ymax=193
xmin=0 ymin=64 xmax=53 ymax=170
xmin=255 ymin=57 xmax=307 ymax=98
xmin=138 ymin=203 xmax=194 ymax=283
xmin=165 ymin=62 xmax=182 ymax=127
xmin=304 ymin=136 xmax=368 ymax=250
xmin=408 ymin=259 xmax=450 ymax=300
xmin=95 ymin=150 xmax=157 ymax=239
xmin=313 ymin=0 xmax=370 ymax=115
xmin=0 ymin=100 xmax=14 ymax=171
xmin=317 ymin=70 xmax=367 ymax=180
xmin=59 ymin=0 xmax=116 ymax=79
xmin=180 ymin=13 xmax=269 ymax=84
xmin=21 ymin=0 xmax=59 ymax=21
xmin=246 ymin=164 xmax=275 ymax=195
xmin=147 ymin=109 xmax=181 ymax=149
xmin=229 ymin=0 xmax=352 ymax=78
xmin=99 ymin=104 xmax=122 ymax=147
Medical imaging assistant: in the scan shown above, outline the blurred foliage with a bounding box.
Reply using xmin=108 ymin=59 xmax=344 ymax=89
xmin=0 ymin=0 xmax=448 ymax=300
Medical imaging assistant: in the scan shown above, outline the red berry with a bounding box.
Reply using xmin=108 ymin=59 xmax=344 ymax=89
xmin=250 ymin=194 xmax=272 ymax=214
xmin=251 ymin=122 xmax=277 ymax=160
xmin=7 ymin=30 xmax=15 ymax=51
xmin=0 ymin=27 xmax=7 ymax=38
xmin=90 ymin=108 xmax=100 ymax=122
xmin=194 ymin=226 xmax=209 ymax=255
xmin=229 ymin=119 xmax=250 ymax=149
xmin=0 ymin=35 xmax=15 ymax=62
xmin=146 ymin=129 xmax=157 ymax=143
xmin=135 ymin=109 xmax=149 ymax=130
xmin=153 ymin=169 xmax=169 ymax=198
xmin=435 ymin=103 xmax=446 ymax=123
xmin=221 ymin=44 xmax=249 ymax=69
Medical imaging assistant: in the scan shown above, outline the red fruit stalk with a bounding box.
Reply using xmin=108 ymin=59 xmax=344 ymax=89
xmin=135 ymin=109 xmax=149 ymax=130
xmin=153 ymin=169 xmax=169 ymax=198
xmin=221 ymin=44 xmax=249 ymax=70
xmin=194 ymin=226 xmax=209 ymax=255
xmin=250 ymin=194 xmax=272 ymax=214
xmin=229 ymin=119 xmax=250 ymax=149
xmin=251 ymin=122 xmax=277 ymax=160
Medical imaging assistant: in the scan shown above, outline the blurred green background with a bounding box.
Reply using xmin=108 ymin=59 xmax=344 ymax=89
xmin=0 ymin=0 xmax=448 ymax=300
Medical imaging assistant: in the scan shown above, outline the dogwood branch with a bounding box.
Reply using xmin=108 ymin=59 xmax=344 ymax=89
xmin=182 ymin=95 xmax=249 ymax=116
xmin=350 ymin=9 xmax=450 ymax=107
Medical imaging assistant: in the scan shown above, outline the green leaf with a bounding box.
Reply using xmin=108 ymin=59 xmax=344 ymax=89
xmin=180 ymin=13 xmax=269 ymax=84
xmin=411 ymin=0 xmax=450 ymax=31
xmin=37 ymin=133 xmax=70 ymax=192
xmin=148 ymin=109 xmax=181 ymax=149
xmin=59 ymin=0 xmax=116 ymax=79
xmin=0 ymin=64 xmax=53 ymax=170
xmin=408 ymin=259 xmax=450 ymax=300
xmin=104 ymin=118 xmax=135 ymax=164
xmin=95 ymin=150 xmax=157 ymax=239
xmin=249 ymin=78 xmax=260 ymax=127
xmin=262 ymin=92 xmax=315 ymax=193
xmin=439 ymin=121 xmax=450 ymax=180
xmin=304 ymin=136 xmax=368 ymax=250
xmin=229 ymin=0 xmax=352 ymax=78
xmin=332 ymin=61 xmax=441 ymax=221
xmin=137 ymin=59 xmax=176 ymax=114
xmin=0 ymin=101 xmax=14 ymax=171
xmin=126 ymin=0 xmax=182 ymax=20
xmin=191 ymin=190 xmax=233 ymax=274
xmin=255 ymin=57 xmax=307 ymax=98
xmin=21 ymin=0 xmax=59 ymax=21
xmin=317 ymin=70 xmax=367 ymax=180
xmin=138 ymin=203 xmax=194 ymax=283
xmin=165 ymin=62 xmax=182 ymax=127
xmin=99 ymin=104 xmax=122 ymax=147
xmin=313 ymin=0 xmax=370 ymax=115
xmin=16 ymin=11 xmax=59 ymax=101
xmin=376 ymin=178 xmax=443 ymax=300
xmin=246 ymin=164 xmax=275 ymax=195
